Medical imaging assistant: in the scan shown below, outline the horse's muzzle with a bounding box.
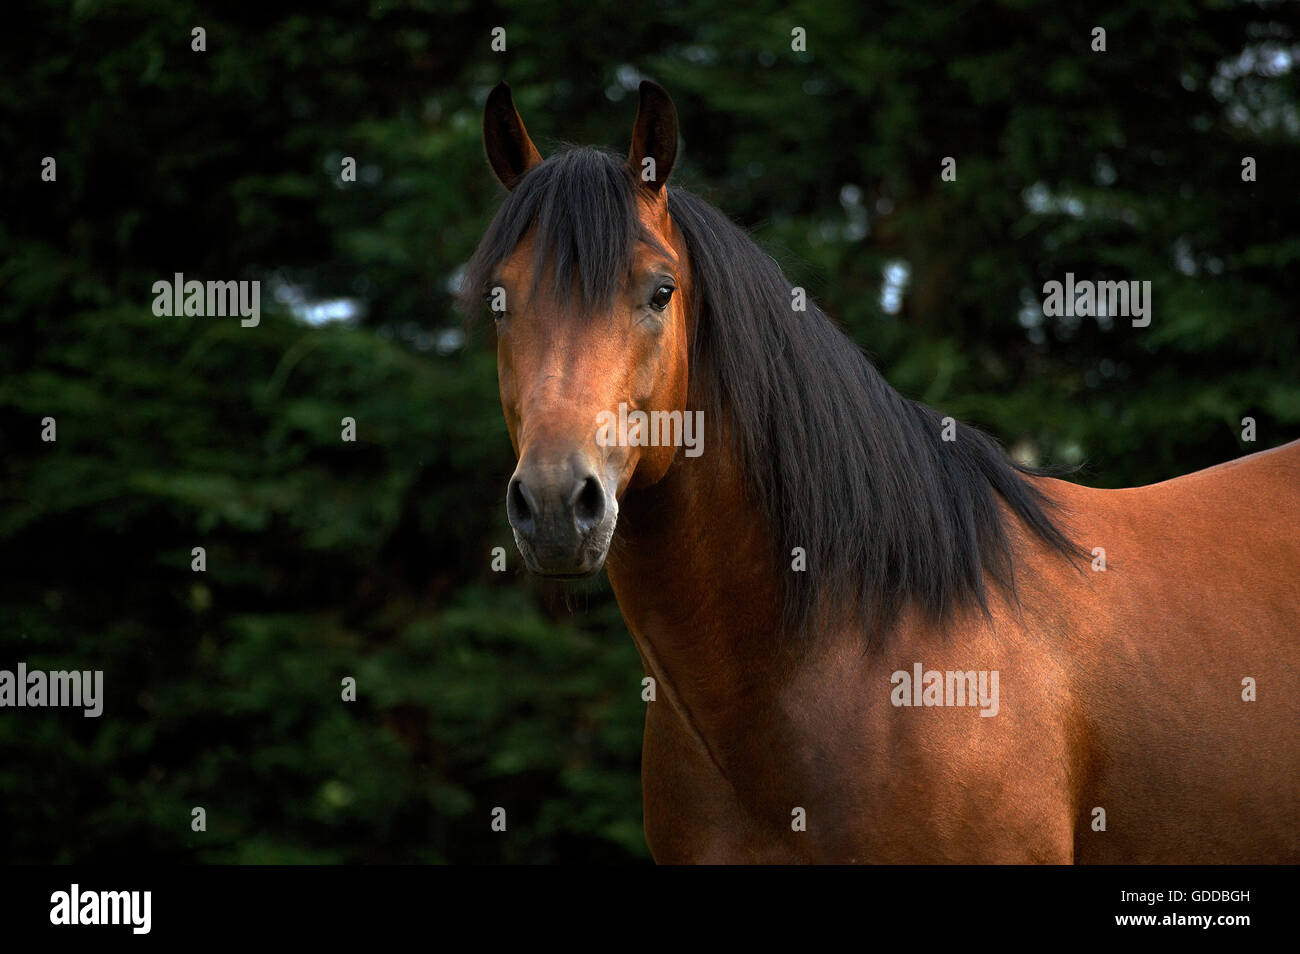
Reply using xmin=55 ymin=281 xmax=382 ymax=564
xmin=506 ymin=456 xmax=617 ymax=577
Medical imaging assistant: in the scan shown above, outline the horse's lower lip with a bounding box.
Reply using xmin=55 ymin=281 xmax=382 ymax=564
xmin=535 ymin=568 xmax=602 ymax=581
xmin=513 ymin=514 xmax=617 ymax=579
xmin=517 ymin=544 xmax=608 ymax=579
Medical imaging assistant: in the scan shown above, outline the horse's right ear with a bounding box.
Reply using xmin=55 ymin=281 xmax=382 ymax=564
xmin=483 ymin=82 xmax=542 ymax=190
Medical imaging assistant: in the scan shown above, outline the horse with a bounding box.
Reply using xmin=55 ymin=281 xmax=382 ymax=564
xmin=464 ymin=80 xmax=1300 ymax=863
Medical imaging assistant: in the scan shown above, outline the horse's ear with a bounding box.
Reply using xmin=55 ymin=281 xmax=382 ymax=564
xmin=483 ymin=81 xmax=542 ymax=190
xmin=627 ymin=80 xmax=678 ymax=193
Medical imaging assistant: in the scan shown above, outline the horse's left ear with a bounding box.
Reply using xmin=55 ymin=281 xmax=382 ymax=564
xmin=627 ymin=80 xmax=678 ymax=193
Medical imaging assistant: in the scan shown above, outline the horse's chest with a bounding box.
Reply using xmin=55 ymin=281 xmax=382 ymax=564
xmin=638 ymin=685 xmax=1078 ymax=864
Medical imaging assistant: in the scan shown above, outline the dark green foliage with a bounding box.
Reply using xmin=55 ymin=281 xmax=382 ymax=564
xmin=1 ymin=0 xmax=1295 ymax=862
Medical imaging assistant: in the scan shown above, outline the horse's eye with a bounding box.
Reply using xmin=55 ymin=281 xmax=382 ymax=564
xmin=650 ymin=285 xmax=675 ymax=311
xmin=483 ymin=287 xmax=508 ymax=321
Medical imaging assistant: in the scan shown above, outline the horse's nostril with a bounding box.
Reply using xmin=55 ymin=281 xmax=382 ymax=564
xmin=510 ymin=468 xmax=605 ymax=543
xmin=571 ymin=475 xmax=606 ymax=533
xmin=507 ymin=476 xmax=536 ymax=537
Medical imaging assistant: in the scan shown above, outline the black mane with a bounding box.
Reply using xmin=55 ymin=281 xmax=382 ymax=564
xmin=463 ymin=147 xmax=1081 ymax=642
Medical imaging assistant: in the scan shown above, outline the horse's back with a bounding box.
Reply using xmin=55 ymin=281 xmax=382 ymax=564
xmin=1037 ymin=440 xmax=1299 ymax=862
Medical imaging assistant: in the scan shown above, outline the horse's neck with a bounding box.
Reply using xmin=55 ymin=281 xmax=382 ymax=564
xmin=604 ymin=443 xmax=814 ymax=756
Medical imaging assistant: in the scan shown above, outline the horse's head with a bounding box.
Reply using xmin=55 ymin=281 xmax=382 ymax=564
xmin=473 ymin=81 xmax=689 ymax=578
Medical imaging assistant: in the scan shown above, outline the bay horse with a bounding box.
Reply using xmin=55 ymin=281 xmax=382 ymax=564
xmin=465 ymin=80 xmax=1300 ymax=863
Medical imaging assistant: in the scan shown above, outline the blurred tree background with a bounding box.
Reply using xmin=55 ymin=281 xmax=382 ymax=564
xmin=1 ymin=0 xmax=1296 ymax=862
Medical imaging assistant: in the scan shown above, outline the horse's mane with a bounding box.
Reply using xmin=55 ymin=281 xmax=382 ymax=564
xmin=463 ymin=147 xmax=1082 ymax=643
